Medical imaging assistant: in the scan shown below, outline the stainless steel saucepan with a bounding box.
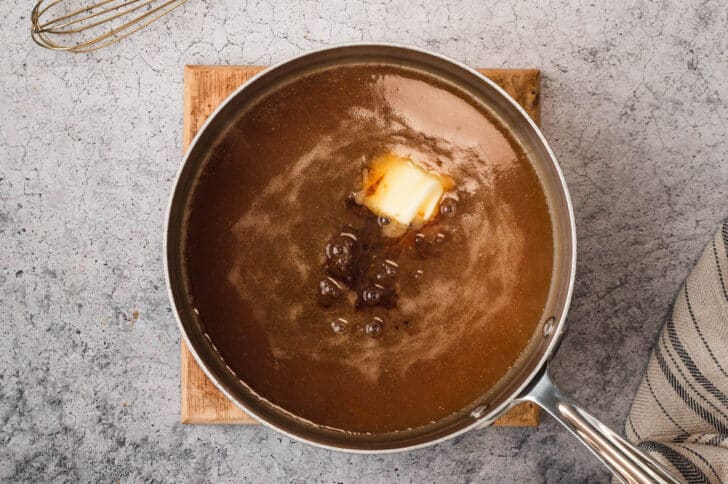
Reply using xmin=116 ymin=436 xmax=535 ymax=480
xmin=164 ymin=44 xmax=679 ymax=483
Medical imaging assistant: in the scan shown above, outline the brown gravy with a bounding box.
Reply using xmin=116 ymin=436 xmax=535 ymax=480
xmin=184 ymin=64 xmax=553 ymax=433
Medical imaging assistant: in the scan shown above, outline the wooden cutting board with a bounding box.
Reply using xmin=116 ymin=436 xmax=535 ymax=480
xmin=181 ymin=65 xmax=541 ymax=426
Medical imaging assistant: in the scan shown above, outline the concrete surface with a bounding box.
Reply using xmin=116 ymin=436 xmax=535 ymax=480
xmin=1 ymin=0 xmax=727 ymax=482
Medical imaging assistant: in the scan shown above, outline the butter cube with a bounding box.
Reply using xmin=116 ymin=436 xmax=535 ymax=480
xmin=356 ymin=154 xmax=451 ymax=237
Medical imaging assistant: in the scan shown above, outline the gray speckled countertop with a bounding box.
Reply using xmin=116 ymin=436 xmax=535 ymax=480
xmin=1 ymin=0 xmax=727 ymax=482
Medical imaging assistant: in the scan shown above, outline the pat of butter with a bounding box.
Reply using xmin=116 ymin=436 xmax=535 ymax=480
xmin=356 ymin=154 xmax=452 ymax=237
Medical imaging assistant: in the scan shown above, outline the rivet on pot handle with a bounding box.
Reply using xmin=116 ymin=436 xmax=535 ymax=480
xmin=520 ymin=369 xmax=681 ymax=484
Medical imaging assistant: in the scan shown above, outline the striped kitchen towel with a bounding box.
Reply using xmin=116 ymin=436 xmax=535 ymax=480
xmin=625 ymin=220 xmax=728 ymax=483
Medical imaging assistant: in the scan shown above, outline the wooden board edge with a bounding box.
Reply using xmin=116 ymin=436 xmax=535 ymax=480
xmin=182 ymin=65 xmax=196 ymax=151
xmin=181 ymin=341 xmax=254 ymax=424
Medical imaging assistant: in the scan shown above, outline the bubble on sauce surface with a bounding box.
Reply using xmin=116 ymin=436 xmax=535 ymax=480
xmin=325 ymin=256 xmax=353 ymax=281
xmin=330 ymin=318 xmax=348 ymax=334
xmin=324 ymin=233 xmax=361 ymax=281
xmin=439 ymin=197 xmax=457 ymax=216
xmin=318 ymin=277 xmax=342 ymax=307
xmin=325 ymin=235 xmax=355 ymax=259
xmin=361 ymin=284 xmax=384 ymax=306
xmin=365 ymin=317 xmax=384 ymax=338
xmin=374 ymin=260 xmax=398 ymax=283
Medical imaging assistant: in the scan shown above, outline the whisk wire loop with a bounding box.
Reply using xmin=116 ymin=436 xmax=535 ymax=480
xmin=31 ymin=0 xmax=187 ymax=53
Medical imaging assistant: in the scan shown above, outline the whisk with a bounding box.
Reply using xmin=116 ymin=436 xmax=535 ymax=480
xmin=31 ymin=0 xmax=188 ymax=53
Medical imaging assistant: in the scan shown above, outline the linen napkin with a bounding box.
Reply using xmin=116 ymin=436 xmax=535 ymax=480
xmin=625 ymin=220 xmax=728 ymax=482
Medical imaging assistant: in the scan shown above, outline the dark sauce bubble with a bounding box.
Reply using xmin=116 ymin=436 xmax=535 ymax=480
xmin=319 ymin=277 xmax=342 ymax=297
xmin=324 ymin=233 xmax=359 ymax=281
xmin=440 ymin=197 xmax=457 ymax=216
xmin=374 ymin=260 xmax=398 ymax=283
xmin=318 ymin=277 xmax=342 ymax=307
xmin=362 ymin=285 xmax=384 ymax=306
xmin=383 ymin=259 xmax=398 ymax=276
xmin=325 ymin=255 xmax=354 ymax=281
xmin=414 ymin=229 xmax=449 ymax=258
xmin=325 ymin=235 xmax=355 ymax=259
xmin=330 ymin=318 xmax=348 ymax=334
xmin=365 ymin=317 xmax=383 ymax=338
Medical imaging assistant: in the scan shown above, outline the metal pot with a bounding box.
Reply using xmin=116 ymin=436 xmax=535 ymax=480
xmin=165 ymin=44 xmax=678 ymax=483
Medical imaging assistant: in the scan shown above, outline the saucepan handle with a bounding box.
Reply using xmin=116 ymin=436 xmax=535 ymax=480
xmin=520 ymin=369 xmax=681 ymax=483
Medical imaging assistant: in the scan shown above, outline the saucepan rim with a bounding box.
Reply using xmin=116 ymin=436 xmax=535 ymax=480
xmin=164 ymin=42 xmax=577 ymax=453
